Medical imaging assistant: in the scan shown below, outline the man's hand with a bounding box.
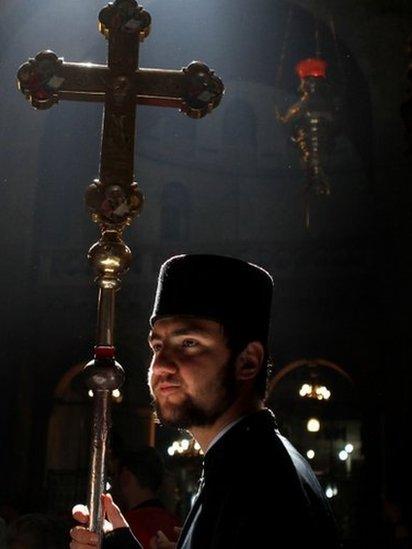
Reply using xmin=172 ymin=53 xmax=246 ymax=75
xmin=70 ymin=493 xmax=129 ymax=548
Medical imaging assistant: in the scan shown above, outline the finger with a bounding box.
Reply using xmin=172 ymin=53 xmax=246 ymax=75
xmin=72 ymin=504 xmax=89 ymax=524
xmin=155 ymin=530 xmax=176 ymax=548
xmin=156 ymin=530 xmax=169 ymax=542
xmin=102 ymin=493 xmax=129 ymax=530
xmin=174 ymin=527 xmax=182 ymax=534
xmin=70 ymin=525 xmax=99 ymax=546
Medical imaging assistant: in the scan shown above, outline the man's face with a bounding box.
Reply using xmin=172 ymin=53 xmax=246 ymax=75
xmin=148 ymin=316 xmax=238 ymax=429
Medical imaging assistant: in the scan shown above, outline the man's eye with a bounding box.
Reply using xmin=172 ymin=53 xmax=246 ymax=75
xmin=151 ymin=343 xmax=162 ymax=352
xmin=182 ymin=339 xmax=198 ymax=348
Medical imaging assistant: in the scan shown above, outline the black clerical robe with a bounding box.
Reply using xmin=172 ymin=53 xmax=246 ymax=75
xmin=103 ymin=409 xmax=340 ymax=548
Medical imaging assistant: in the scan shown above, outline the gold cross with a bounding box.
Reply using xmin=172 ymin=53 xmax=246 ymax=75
xmin=17 ymin=0 xmax=224 ymax=230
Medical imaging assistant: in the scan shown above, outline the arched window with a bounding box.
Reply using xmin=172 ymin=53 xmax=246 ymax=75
xmin=267 ymin=358 xmax=362 ymax=541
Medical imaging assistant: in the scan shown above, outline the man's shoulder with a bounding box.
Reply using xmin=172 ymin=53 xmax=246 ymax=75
xmin=217 ymin=409 xmax=282 ymax=452
xmin=208 ymin=409 xmax=317 ymax=487
xmin=206 ymin=409 xmax=286 ymax=472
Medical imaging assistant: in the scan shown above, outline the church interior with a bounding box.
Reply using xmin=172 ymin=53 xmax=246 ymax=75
xmin=1 ymin=0 xmax=412 ymax=546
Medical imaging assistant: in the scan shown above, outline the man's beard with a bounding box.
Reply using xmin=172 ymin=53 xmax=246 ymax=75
xmin=151 ymin=355 xmax=238 ymax=429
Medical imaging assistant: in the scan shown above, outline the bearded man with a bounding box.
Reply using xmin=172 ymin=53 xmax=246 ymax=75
xmin=71 ymin=254 xmax=340 ymax=549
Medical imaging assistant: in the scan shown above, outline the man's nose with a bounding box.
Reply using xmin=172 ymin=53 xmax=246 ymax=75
xmin=152 ymin=347 xmax=177 ymax=374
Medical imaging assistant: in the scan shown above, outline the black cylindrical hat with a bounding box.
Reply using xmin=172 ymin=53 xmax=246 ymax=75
xmin=150 ymin=254 xmax=273 ymax=344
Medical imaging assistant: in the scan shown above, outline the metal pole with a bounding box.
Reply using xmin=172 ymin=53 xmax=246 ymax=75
xmin=97 ymin=286 xmax=116 ymax=346
xmin=87 ymin=389 xmax=110 ymax=542
xmin=82 ymin=231 xmax=131 ymax=544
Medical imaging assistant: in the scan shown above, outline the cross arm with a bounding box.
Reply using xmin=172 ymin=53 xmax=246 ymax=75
xmin=17 ymin=52 xmax=223 ymax=118
xmin=17 ymin=51 xmax=108 ymax=109
xmin=135 ymin=63 xmax=223 ymax=118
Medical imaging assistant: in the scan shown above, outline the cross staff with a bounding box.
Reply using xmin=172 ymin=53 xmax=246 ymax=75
xmin=16 ymin=0 xmax=223 ymax=544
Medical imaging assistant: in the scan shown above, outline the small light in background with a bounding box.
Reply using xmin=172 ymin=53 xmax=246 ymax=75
xmin=307 ymin=418 xmax=321 ymax=432
xmin=167 ymin=438 xmax=203 ymax=457
xmin=87 ymin=389 xmax=123 ymax=402
xmin=111 ymin=389 xmax=123 ymax=403
xmin=306 ymin=449 xmax=315 ymax=459
xmin=315 ymin=385 xmax=331 ymax=400
xmin=299 ymin=383 xmax=331 ymax=400
xmin=345 ymin=443 xmax=354 ymax=454
xmin=299 ymin=383 xmax=312 ymax=397
xmin=338 ymin=450 xmax=348 ymax=461
xmin=325 ymin=484 xmax=338 ymax=498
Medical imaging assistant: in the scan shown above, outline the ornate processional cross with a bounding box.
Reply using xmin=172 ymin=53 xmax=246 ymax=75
xmin=17 ymin=0 xmax=223 ymax=543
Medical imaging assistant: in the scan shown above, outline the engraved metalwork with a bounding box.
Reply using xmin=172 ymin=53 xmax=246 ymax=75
xmin=98 ymin=0 xmax=151 ymax=41
xmin=182 ymin=61 xmax=224 ymax=118
xmin=86 ymin=181 xmax=144 ymax=229
xmin=16 ymin=0 xmax=224 ymax=542
xmin=88 ymin=230 xmax=133 ymax=283
xmin=17 ymin=50 xmax=64 ymax=110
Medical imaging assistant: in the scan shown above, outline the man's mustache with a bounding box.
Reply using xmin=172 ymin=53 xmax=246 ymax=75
xmin=153 ymin=375 xmax=182 ymax=390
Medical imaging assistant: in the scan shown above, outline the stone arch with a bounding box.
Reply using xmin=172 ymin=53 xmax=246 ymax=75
xmin=266 ymin=356 xmax=358 ymax=416
xmin=266 ymin=357 xmax=362 ymax=540
xmin=268 ymin=357 xmax=354 ymax=396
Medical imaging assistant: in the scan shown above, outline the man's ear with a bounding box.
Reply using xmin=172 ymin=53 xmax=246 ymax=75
xmin=119 ymin=467 xmax=133 ymax=488
xmin=235 ymin=341 xmax=265 ymax=381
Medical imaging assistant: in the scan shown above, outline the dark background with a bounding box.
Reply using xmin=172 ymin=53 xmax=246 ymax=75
xmin=1 ymin=0 xmax=411 ymax=546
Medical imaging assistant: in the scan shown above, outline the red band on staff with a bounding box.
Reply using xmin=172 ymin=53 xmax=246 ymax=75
xmin=94 ymin=345 xmax=116 ymax=359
